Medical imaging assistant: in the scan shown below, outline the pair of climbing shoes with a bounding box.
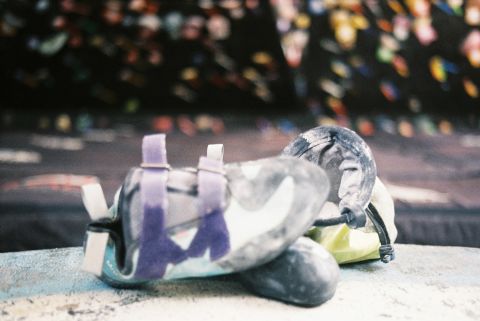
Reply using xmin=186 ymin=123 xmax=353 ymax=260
xmin=81 ymin=126 xmax=396 ymax=306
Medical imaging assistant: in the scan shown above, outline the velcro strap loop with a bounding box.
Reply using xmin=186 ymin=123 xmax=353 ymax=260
xmin=207 ymin=144 xmax=224 ymax=161
xmin=140 ymin=162 xmax=171 ymax=170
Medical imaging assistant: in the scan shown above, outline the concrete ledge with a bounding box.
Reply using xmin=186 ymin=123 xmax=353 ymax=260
xmin=1 ymin=244 xmax=479 ymax=321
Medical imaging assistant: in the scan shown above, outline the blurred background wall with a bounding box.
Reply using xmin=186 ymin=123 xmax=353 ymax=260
xmin=1 ymin=0 xmax=479 ymax=121
xmin=1 ymin=0 xmax=297 ymax=117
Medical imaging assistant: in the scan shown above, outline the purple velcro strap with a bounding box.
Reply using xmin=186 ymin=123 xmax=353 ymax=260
xmin=197 ymin=157 xmax=225 ymax=215
xmin=187 ymin=156 xmax=230 ymax=261
xmin=135 ymin=134 xmax=186 ymax=279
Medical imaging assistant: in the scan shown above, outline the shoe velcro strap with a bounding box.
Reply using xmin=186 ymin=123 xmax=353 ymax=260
xmin=81 ymin=230 xmax=109 ymax=276
xmin=135 ymin=134 xmax=187 ymax=279
xmin=186 ymin=155 xmax=230 ymax=261
xmin=207 ymin=144 xmax=224 ymax=161
xmin=197 ymin=156 xmax=225 ymax=215
xmin=81 ymin=183 xmax=110 ymax=221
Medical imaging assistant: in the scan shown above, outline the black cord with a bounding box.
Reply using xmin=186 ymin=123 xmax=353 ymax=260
xmin=313 ymin=214 xmax=349 ymax=227
xmin=365 ymin=203 xmax=395 ymax=263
